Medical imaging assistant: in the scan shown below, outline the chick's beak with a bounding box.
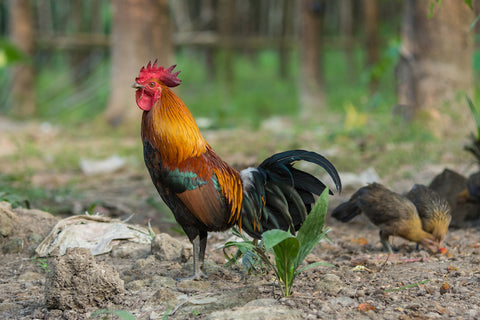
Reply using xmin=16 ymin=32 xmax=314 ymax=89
xmin=132 ymin=82 xmax=145 ymax=89
xmin=422 ymin=238 xmax=439 ymax=254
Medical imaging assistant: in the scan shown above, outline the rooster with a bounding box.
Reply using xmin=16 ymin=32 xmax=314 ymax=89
xmin=331 ymin=183 xmax=438 ymax=253
xmin=133 ymin=62 xmax=342 ymax=279
xmin=405 ymin=184 xmax=451 ymax=247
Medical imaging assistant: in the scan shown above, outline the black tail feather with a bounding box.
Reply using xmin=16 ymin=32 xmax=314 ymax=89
xmin=259 ymin=150 xmax=342 ymax=194
xmin=240 ymin=149 xmax=342 ymax=239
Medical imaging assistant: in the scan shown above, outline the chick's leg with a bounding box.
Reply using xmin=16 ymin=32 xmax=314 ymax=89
xmin=379 ymin=230 xmax=393 ymax=254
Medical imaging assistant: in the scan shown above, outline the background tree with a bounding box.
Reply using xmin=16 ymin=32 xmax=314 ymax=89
xmin=8 ymin=0 xmax=35 ymax=117
xmin=299 ymin=0 xmax=327 ymax=120
xmin=364 ymin=0 xmax=379 ymax=93
xmin=340 ymin=0 xmax=354 ymax=82
xmin=396 ymin=0 xmax=474 ymax=136
xmin=104 ymin=0 xmax=173 ymax=126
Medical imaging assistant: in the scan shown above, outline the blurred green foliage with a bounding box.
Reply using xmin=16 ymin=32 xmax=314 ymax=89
xmin=0 ymin=38 xmax=29 ymax=68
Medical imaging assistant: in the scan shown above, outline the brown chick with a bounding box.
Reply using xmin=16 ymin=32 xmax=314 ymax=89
xmin=406 ymin=184 xmax=451 ymax=246
xmin=332 ymin=183 xmax=438 ymax=253
xmin=457 ymin=171 xmax=480 ymax=203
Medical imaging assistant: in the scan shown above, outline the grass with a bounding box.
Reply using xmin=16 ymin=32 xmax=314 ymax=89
xmin=383 ymin=279 xmax=430 ymax=292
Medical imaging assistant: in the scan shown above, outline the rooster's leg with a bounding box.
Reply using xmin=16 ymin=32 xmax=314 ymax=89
xmin=191 ymin=233 xmax=207 ymax=280
xmin=198 ymin=231 xmax=207 ymax=270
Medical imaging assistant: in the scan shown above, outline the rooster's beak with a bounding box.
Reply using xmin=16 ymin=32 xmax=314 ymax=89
xmin=132 ymin=82 xmax=145 ymax=89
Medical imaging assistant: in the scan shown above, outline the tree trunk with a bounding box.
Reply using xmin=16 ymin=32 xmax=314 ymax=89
xmin=396 ymin=0 xmax=474 ymax=137
xmin=340 ymin=0 xmax=354 ymax=83
xmin=217 ymin=0 xmax=235 ymax=119
xmin=364 ymin=0 xmax=379 ymax=93
xmin=8 ymin=0 xmax=36 ymax=117
xmin=104 ymin=0 xmax=174 ymax=126
xmin=299 ymin=0 xmax=326 ymax=120
xmin=218 ymin=0 xmax=235 ymax=85
xmin=279 ymin=0 xmax=293 ymax=79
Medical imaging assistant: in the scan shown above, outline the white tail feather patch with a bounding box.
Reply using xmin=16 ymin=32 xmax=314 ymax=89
xmin=240 ymin=167 xmax=259 ymax=191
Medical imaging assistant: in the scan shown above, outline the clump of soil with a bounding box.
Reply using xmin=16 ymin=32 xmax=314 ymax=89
xmin=44 ymin=247 xmax=124 ymax=311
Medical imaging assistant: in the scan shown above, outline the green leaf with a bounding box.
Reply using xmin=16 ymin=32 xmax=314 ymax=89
xmin=295 ymin=188 xmax=329 ymax=270
xmin=272 ymin=237 xmax=299 ymax=296
xmin=465 ymin=0 xmax=473 ymax=9
xmin=262 ymin=229 xmax=295 ymax=252
xmin=222 ymin=240 xmax=256 ymax=253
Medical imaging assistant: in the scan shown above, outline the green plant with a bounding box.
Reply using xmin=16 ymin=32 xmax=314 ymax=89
xmin=0 ymin=38 xmax=30 ymax=68
xmin=32 ymin=257 xmax=50 ymax=273
xmin=223 ymin=228 xmax=264 ymax=273
xmin=223 ymin=188 xmax=334 ymax=297
xmin=0 ymin=191 xmax=30 ymax=208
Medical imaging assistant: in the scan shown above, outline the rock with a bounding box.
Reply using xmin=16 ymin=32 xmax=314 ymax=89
xmin=79 ymin=155 xmax=126 ymax=176
xmin=152 ymin=233 xmax=192 ymax=262
xmin=18 ymin=271 xmax=43 ymax=282
xmin=151 ymin=287 xmax=178 ymax=305
xmin=134 ymin=254 xmax=158 ymax=269
xmin=244 ymin=298 xmax=278 ymax=307
xmin=0 ymin=201 xmax=57 ymax=254
xmin=111 ymin=242 xmax=151 ymax=259
xmin=0 ymin=206 xmax=15 ymax=236
xmin=328 ymin=296 xmax=356 ymax=308
xmin=45 ymin=247 xmax=124 ymax=310
xmin=0 ymin=302 xmax=17 ymax=313
xmin=314 ymin=273 xmax=345 ymax=295
xmin=207 ymin=305 xmax=302 ymax=320
xmin=125 ymin=275 xmax=176 ymax=291
xmin=28 ymin=233 xmax=44 ymax=245
xmin=337 ymin=167 xmax=381 ymax=190
xmin=2 ymin=237 xmax=24 ymax=253
xmin=174 ymin=285 xmax=261 ymax=318
xmin=176 ymin=279 xmax=212 ymax=291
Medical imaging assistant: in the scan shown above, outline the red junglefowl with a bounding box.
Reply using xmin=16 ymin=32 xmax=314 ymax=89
xmin=405 ymin=184 xmax=451 ymax=246
xmin=133 ymin=61 xmax=342 ymax=279
xmin=331 ymin=183 xmax=438 ymax=253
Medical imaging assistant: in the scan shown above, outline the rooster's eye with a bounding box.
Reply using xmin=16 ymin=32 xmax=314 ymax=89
xmin=149 ymin=82 xmax=156 ymax=88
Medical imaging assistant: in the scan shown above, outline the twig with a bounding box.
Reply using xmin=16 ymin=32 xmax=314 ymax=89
xmin=378 ymin=251 xmax=391 ymax=271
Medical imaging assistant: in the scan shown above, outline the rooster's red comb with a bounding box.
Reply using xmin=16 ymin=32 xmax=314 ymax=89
xmin=136 ymin=60 xmax=181 ymax=87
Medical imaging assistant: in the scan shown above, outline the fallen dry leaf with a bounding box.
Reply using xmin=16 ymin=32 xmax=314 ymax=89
xmin=357 ymin=302 xmax=376 ymax=312
xmin=440 ymin=283 xmax=451 ymax=295
xmin=351 ymin=237 xmax=368 ymax=245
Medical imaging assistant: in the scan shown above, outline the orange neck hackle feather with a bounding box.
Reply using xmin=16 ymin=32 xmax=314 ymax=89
xmin=146 ymin=84 xmax=208 ymax=165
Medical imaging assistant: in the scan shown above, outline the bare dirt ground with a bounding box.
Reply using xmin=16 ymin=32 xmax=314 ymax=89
xmin=0 ymin=119 xmax=479 ymax=319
